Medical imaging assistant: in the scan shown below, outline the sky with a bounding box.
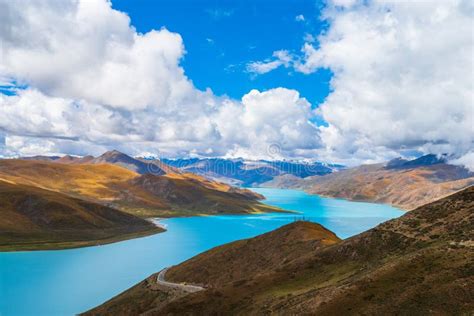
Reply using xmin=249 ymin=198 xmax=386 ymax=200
xmin=0 ymin=0 xmax=473 ymax=168
xmin=113 ymin=0 xmax=333 ymax=107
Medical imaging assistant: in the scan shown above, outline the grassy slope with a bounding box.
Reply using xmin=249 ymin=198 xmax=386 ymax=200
xmin=87 ymin=186 xmax=474 ymax=315
xmin=0 ymin=159 xmax=281 ymax=218
xmin=165 ymin=221 xmax=340 ymax=287
xmin=84 ymin=221 xmax=340 ymax=316
xmin=0 ymin=180 xmax=162 ymax=251
xmin=126 ymin=173 xmax=280 ymax=217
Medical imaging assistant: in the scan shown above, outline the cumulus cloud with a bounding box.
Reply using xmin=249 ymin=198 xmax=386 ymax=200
xmin=1 ymin=0 xmax=192 ymax=111
xmin=0 ymin=87 xmax=317 ymax=159
xmin=0 ymin=0 xmax=318 ymax=160
xmin=309 ymin=0 xmax=473 ymax=164
xmin=246 ymin=50 xmax=292 ymax=75
xmin=217 ymin=88 xmax=320 ymax=159
xmin=250 ymin=0 xmax=474 ymax=165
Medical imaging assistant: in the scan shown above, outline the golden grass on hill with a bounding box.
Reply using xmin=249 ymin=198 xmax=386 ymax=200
xmin=0 ymin=159 xmax=281 ymax=218
xmin=0 ymin=179 xmax=161 ymax=251
xmin=0 ymin=158 xmax=284 ymax=250
xmin=0 ymin=159 xmax=138 ymax=200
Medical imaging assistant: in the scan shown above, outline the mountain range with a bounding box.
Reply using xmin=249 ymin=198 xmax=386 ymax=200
xmin=262 ymin=154 xmax=474 ymax=210
xmin=86 ymin=185 xmax=474 ymax=315
xmin=3 ymin=151 xmax=473 ymax=251
xmin=22 ymin=151 xmax=338 ymax=186
xmin=0 ymin=151 xmax=281 ymax=250
xmin=160 ymin=158 xmax=341 ymax=186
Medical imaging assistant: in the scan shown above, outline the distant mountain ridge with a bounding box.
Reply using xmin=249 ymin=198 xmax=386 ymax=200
xmin=386 ymin=153 xmax=447 ymax=169
xmin=161 ymin=157 xmax=342 ymax=186
xmin=19 ymin=151 xmax=342 ymax=186
xmin=262 ymin=154 xmax=474 ymax=210
xmin=56 ymin=150 xmax=175 ymax=175
xmin=21 ymin=152 xmax=339 ymax=185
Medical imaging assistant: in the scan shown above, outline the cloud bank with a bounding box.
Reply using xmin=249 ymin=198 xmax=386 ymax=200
xmin=249 ymin=0 xmax=473 ymax=166
xmin=0 ymin=0 xmax=472 ymax=168
xmin=0 ymin=0 xmax=318 ymax=160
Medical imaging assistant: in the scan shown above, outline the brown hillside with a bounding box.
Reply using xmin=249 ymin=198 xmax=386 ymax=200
xmin=87 ymin=186 xmax=474 ymax=315
xmin=0 ymin=159 xmax=279 ymax=218
xmin=0 ymin=159 xmax=138 ymax=200
xmin=165 ymin=221 xmax=340 ymax=287
xmin=0 ymin=180 xmax=161 ymax=251
xmin=264 ymin=162 xmax=474 ymax=210
xmin=84 ymin=221 xmax=340 ymax=316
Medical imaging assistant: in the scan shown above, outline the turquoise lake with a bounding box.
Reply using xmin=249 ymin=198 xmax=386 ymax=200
xmin=0 ymin=188 xmax=403 ymax=315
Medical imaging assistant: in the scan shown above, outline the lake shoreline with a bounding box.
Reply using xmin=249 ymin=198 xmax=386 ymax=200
xmin=0 ymin=198 xmax=290 ymax=252
xmin=0 ymin=226 xmax=165 ymax=252
xmin=0 ymin=188 xmax=403 ymax=316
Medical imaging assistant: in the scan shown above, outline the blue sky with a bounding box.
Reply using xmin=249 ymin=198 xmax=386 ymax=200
xmin=113 ymin=0 xmax=332 ymax=107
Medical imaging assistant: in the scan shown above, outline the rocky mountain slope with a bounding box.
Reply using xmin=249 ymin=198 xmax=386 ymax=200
xmin=0 ymin=179 xmax=161 ymax=251
xmin=263 ymin=155 xmax=474 ymax=210
xmin=87 ymin=186 xmax=474 ymax=315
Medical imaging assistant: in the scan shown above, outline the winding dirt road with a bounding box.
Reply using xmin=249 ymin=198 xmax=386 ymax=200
xmin=156 ymin=267 xmax=204 ymax=293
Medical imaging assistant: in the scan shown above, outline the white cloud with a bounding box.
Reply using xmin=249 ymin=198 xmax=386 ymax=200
xmin=295 ymin=14 xmax=305 ymax=22
xmin=219 ymin=88 xmax=320 ymax=159
xmin=246 ymin=50 xmax=292 ymax=75
xmin=308 ymin=0 xmax=474 ymax=163
xmin=0 ymin=87 xmax=318 ymax=160
xmin=303 ymin=33 xmax=316 ymax=43
xmin=246 ymin=60 xmax=283 ymax=75
xmin=450 ymin=151 xmax=474 ymax=172
xmin=330 ymin=0 xmax=357 ymax=9
xmin=1 ymin=0 xmax=192 ymax=111
xmin=0 ymin=0 xmax=320 ymax=160
xmin=249 ymin=0 xmax=474 ymax=165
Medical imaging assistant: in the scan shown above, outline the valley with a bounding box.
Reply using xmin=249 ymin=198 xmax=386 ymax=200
xmin=1 ymin=151 xmax=472 ymax=314
xmin=0 ymin=188 xmax=403 ymax=315
xmin=2 ymin=1 xmax=470 ymax=315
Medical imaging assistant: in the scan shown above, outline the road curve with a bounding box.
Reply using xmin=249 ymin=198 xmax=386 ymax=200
xmin=156 ymin=267 xmax=204 ymax=293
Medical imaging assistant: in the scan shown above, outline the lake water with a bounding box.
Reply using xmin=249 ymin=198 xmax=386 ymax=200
xmin=0 ymin=188 xmax=403 ymax=315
